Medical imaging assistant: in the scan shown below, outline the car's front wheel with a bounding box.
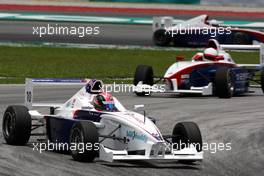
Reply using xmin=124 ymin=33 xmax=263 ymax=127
xmin=70 ymin=121 xmax=99 ymax=162
xmin=133 ymin=65 xmax=154 ymax=96
xmin=215 ymin=67 xmax=235 ymax=98
xmin=2 ymin=105 xmax=32 ymax=145
xmin=172 ymin=122 xmax=202 ymax=164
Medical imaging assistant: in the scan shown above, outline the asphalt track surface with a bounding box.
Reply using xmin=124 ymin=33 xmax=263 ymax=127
xmin=0 ymin=13 xmax=264 ymax=46
xmin=0 ymin=85 xmax=263 ymax=176
xmin=0 ymin=21 xmax=153 ymax=46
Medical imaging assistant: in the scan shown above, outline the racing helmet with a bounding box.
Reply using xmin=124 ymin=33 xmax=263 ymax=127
xmin=86 ymin=79 xmax=103 ymax=94
xmin=93 ymin=92 xmax=116 ymax=111
xmin=207 ymin=39 xmax=220 ymax=50
xmin=204 ymin=47 xmax=218 ymax=61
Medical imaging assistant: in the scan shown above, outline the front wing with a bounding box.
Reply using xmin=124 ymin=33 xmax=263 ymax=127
xmin=134 ymin=79 xmax=213 ymax=96
xmin=99 ymin=144 xmax=203 ymax=162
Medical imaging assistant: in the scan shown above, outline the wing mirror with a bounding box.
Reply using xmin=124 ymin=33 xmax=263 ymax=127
xmin=134 ymin=104 xmax=146 ymax=123
xmin=134 ymin=104 xmax=145 ymax=111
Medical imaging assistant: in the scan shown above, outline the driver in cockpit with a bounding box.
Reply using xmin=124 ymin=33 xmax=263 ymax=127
xmin=92 ymin=92 xmax=118 ymax=112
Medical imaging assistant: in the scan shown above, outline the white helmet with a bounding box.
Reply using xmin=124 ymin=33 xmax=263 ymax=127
xmin=204 ymin=48 xmax=218 ymax=61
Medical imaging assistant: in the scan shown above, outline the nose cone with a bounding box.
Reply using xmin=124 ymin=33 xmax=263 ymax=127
xmin=125 ymin=112 xmax=164 ymax=142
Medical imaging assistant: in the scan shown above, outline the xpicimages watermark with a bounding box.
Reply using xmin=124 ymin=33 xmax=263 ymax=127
xmin=32 ymin=140 xmax=231 ymax=154
xmin=165 ymin=24 xmax=232 ymax=38
xmin=32 ymin=24 xmax=100 ymax=38
xmin=165 ymin=140 xmax=232 ymax=154
xmin=33 ymin=140 xmax=100 ymax=153
xmin=88 ymin=82 xmax=166 ymax=95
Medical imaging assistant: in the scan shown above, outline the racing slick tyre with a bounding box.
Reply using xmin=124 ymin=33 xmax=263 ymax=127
xmin=215 ymin=67 xmax=235 ymax=98
xmin=133 ymin=65 xmax=154 ymax=96
xmin=153 ymin=29 xmax=171 ymax=46
xmin=233 ymin=32 xmax=251 ymax=45
xmin=172 ymin=122 xmax=202 ymax=164
xmin=70 ymin=121 xmax=99 ymax=162
xmin=261 ymin=68 xmax=264 ymax=93
xmin=2 ymin=105 xmax=31 ymax=145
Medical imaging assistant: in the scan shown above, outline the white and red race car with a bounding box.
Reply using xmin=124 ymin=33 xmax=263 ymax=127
xmin=153 ymin=15 xmax=264 ymax=47
xmin=2 ymin=78 xmax=203 ymax=163
xmin=133 ymin=40 xmax=264 ymax=98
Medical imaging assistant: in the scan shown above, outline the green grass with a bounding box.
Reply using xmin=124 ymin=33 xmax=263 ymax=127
xmin=0 ymin=46 xmax=260 ymax=83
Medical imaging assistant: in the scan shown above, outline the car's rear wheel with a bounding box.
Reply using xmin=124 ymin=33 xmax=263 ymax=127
xmin=172 ymin=122 xmax=202 ymax=164
xmin=2 ymin=105 xmax=31 ymax=145
xmin=133 ymin=65 xmax=154 ymax=96
xmin=153 ymin=29 xmax=171 ymax=46
xmin=70 ymin=121 xmax=99 ymax=162
xmin=233 ymin=32 xmax=251 ymax=44
xmin=215 ymin=67 xmax=235 ymax=98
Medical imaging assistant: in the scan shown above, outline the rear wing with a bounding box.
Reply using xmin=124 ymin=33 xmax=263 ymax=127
xmin=25 ymin=78 xmax=89 ymax=110
xmin=220 ymin=43 xmax=264 ymax=65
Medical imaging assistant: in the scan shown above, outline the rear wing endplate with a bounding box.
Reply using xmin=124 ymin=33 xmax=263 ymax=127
xmin=25 ymin=78 xmax=89 ymax=109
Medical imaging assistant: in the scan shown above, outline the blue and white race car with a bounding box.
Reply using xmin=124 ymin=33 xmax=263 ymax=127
xmin=134 ymin=40 xmax=264 ymax=98
xmin=2 ymin=79 xmax=203 ymax=163
xmin=153 ymin=15 xmax=264 ymax=47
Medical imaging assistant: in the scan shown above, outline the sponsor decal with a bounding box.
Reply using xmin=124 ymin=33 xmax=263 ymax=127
xmin=87 ymin=111 xmax=101 ymax=117
xmin=236 ymin=72 xmax=248 ymax=81
xmin=126 ymin=130 xmax=148 ymax=143
xmin=66 ymin=98 xmax=76 ymax=108
xmin=66 ymin=101 xmax=71 ymax=108
xmin=71 ymin=99 xmax=76 ymax=108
